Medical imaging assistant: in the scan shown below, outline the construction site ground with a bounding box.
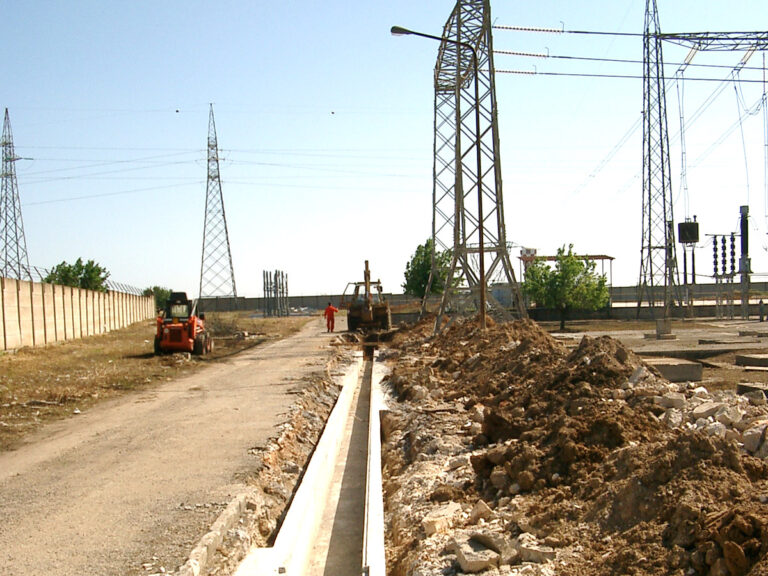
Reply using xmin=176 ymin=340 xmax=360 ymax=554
xmin=4 ymin=314 xmax=768 ymax=575
xmin=381 ymin=316 xmax=768 ymax=576
xmin=0 ymin=314 xmax=343 ymax=575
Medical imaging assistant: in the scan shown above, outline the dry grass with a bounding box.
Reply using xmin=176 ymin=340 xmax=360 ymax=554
xmin=0 ymin=312 xmax=314 ymax=450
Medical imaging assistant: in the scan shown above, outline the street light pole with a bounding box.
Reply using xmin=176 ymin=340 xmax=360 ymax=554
xmin=391 ymin=25 xmax=486 ymax=330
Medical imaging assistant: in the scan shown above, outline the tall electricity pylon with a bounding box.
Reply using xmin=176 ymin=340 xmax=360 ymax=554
xmin=199 ymin=104 xmax=237 ymax=299
xmin=637 ymin=0 xmax=679 ymax=319
xmin=429 ymin=0 xmax=526 ymax=329
xmin=637 ymin=0 xmax=768 ymax=319
xmin=0 ymin=108 xmax=32 ymax=281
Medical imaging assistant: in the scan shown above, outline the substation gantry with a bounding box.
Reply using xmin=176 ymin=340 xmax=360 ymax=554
xmin=422 ymin=0 xmax=527 ymax=331
xmin=637 ymin=0 xmax=768 ymax=320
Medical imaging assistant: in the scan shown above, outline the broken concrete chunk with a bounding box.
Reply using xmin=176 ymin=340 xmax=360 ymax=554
xmin=490 ymin=466 xmax=510 ymax=491
xmin=744 ymin=390 xmax=767 ymax=406
xmin=471 ymin=530 xmax=518 ymax=564
xmin=422 ymin=501 xmax=462 ymax=536
xmin=662 ymin=408 xmax=684 ymax=429
xmin=715 ymin=406 xmax=743 ymax=427
xmin=743 ymin=425 xmax=767 ymax=453
xmin=629 ymin=366 xmax=649 ymax=385
xmin=514 ymin=532 xmax=557 ymax=563
xmin=659 ymin=392 xmax=686 ymax=409
xmin=469 ymin=499 xmax=493 ymax=524
xmin=704 ymin=421 xmax=727 ymax=438
xmin=449 ymin=535 xmax=500 ymax=573
xmin=469 ymin=404 xmax=485 ymax=423
xmin=692 ymin=401 xmax=725 ymax=420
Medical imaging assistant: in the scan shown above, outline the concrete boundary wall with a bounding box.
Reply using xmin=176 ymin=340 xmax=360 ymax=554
xmin=0 ymin=277 xmax=155 ymax=351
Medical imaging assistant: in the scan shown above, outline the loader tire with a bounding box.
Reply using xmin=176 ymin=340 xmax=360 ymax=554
xmin=193 ymin=335 xmax=204 ymax=355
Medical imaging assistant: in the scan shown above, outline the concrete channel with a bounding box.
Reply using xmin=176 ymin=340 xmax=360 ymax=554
xmin=235 ymin=348 xmax=388 ymax=576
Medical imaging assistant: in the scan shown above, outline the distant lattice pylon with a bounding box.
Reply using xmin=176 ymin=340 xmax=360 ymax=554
xmin=199 ymin=104 xmax=237 ymax=298
xmin=0 ymin=108 xmax=32 ymax=281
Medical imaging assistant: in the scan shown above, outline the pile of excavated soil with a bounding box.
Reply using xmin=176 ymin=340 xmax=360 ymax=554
xmin=381 ymin=316 xmax=768 ymax=576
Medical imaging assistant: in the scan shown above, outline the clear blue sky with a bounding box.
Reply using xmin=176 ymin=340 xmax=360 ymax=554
xmin=2 ymin=1 xmax=767 ymax=297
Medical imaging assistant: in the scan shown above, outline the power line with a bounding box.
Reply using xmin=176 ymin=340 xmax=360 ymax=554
xmin=492 ymin=25 xmax=643 ymax=38
xmin=494 ymin=49 xmax=768 ymax=72
xmin=496 ymin=69 xmax=768 ymax=83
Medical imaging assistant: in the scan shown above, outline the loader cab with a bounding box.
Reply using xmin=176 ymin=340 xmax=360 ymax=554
xmin=163 ymin=292 xmax=194 ymax=322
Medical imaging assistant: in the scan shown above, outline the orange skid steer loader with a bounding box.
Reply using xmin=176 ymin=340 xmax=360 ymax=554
xmin=154 ymin=292 xmax=213 ymax=355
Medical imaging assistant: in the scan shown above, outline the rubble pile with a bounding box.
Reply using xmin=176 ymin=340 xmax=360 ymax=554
xmin=381 ymin=317 xmax=768 ymax=575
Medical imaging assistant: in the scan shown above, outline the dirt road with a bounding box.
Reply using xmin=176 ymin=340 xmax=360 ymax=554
xmin=0 ymin=317 xmax=341 ymax=576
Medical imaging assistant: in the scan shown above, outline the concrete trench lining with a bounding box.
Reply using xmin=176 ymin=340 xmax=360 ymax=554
xmin=173 ymin=351 xmax=389 ymax=576
xmin=234 ymin=349 xmax=390 ymax=575
xmin=363 ymin=359 xmax=389 ymax=576
xmin=233 ymin=354 xmax=362 ymax=575
xmin=172 ymin=355 xmax=356 ymax=576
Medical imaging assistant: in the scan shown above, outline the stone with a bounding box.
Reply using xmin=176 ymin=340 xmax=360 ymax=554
xmin=691 ymin=386 xmax=710 ymax=398
xmin=723 ymin=540 xmax=748 ymax=574
xmin=410 ymin=386 xmax=428 ymax=401
xmin=660 ymin=392 xmax=686 ymax=409
xmin=487 ymin=444 xmax=509 ymax=465
xmin=469 ymin=500 xmax=493 ymax=524
xmin=514 ymin=532 xmax=557 ymax=563
xmin=629 ymin=366 xmax=649 ymax=385
xmin=692 ymin=402 xmax=724 ymax=420
xmin=704 ymin=421 xmax=727 ymax=438
xmin=422 ymin=502 xmax=462 ymax=536
xmin=715 ymin=406 xmax=743 ymax=427
xmin=448 ymin=455 xmax=470 ymax=471
xmin=471 ymin=530 xmax=518 ymax=564
xmin=742 ymin=425 xmax=767 ymax=453
xmin=469 ymin=404 xmax=485 ymax=423
xmin=662 ymin=408 xmax=684 ymax=429
xmin=725 ymin=429 xmax=742 ymax=443
xmin=490 ymin=467 xmax=510 ymax=491
xmin=517 ymin=470 xmax=535 ymax=491
xmin=449 ymin=535 xmax=500 ymax=573
xmin=745 ymin=390 xmax=767 ymax=406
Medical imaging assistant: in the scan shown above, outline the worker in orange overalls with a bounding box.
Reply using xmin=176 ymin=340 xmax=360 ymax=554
xmin=323 ymin=302 xmax=339 ymax=333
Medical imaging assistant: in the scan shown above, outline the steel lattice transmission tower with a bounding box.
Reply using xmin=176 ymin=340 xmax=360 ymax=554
xmin=0 ymin=108 xmax=32 ymax=281
xmin=637 ymin=0 xmax=768 ymax=319
xmin=429 ymin=0 xmax=526 ymax=327
xmin=637 ymin=0 xmax=679 ymax=319
xmin=199 ymin=104 xmax=237 ymax=299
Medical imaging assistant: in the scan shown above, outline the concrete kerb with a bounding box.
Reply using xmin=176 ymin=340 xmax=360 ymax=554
xmin=235 ymin=353 xmax=363 ymax=575
xmin=363 ymin=358 xmax=389 ymax=576
xmin=173 ymin=353 xmax=349 ymax=576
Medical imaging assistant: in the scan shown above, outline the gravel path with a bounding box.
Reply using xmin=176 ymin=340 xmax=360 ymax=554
xmin=0 ymin=317 xmax=337 ymax=576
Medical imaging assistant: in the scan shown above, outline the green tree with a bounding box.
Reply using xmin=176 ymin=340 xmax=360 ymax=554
xmin=523 ymin=245 xmax=610 ymax=331
xmin=402 ymin=238 xmax=452 ymax=298
xmin=143 ymin=286 xmax=172 ymax=312
xmin=44 ymin=258 xmax=110 ymax=292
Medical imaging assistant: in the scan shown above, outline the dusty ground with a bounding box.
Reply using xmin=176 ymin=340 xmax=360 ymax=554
xmin=380 ymin=316 xmax=768 ymax=575
xmin=0 ymin=311 xmax=311 ymax=450
xmin=0 ymin=313 xmax=342 ymax=576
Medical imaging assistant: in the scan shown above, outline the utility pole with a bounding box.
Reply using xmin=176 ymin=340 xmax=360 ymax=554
xmin=0 ymin=109 xmax=32 ymax=281
xmin=199 ymin=104 xmax=237 ymax=301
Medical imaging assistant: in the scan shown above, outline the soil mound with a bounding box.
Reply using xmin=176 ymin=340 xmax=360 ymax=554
xmin=382 ymin=317 xmax=768 ymax=576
